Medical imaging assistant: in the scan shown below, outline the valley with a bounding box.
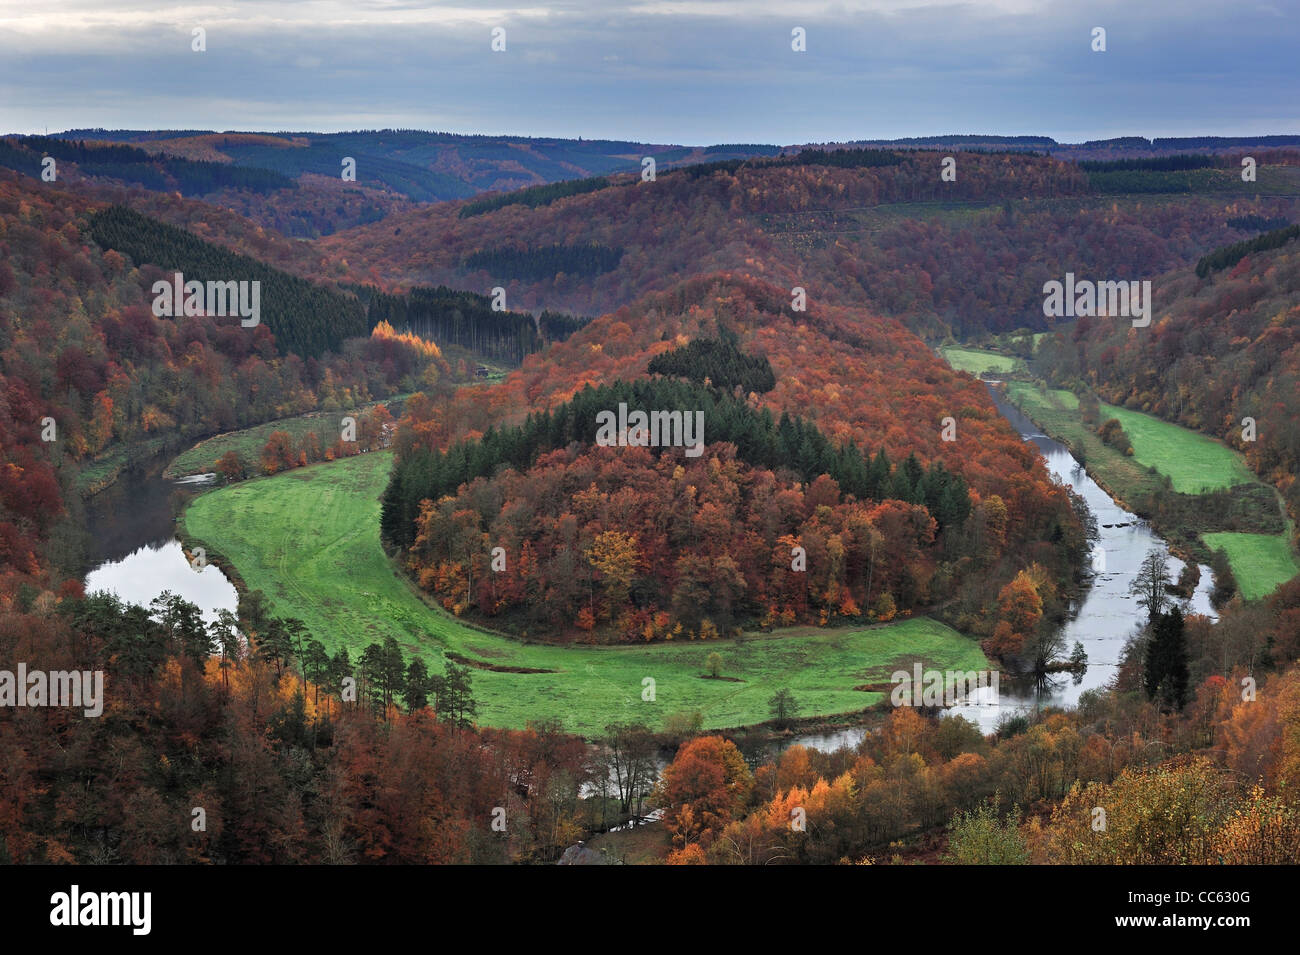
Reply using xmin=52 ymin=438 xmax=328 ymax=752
xmin=5 ymin=125 xmax=1300 ymax=869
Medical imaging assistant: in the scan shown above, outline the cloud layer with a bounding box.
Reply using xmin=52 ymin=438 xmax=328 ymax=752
xmin=1 ymin=0 xmax=1295 ymax=142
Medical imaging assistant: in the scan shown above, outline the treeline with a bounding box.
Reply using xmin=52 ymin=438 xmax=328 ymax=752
xmin=463 ymin=242 xmax=625 ymax=280
xmin=87 ymin=205 xmax=368 ymax=357
xmin=671 ymin=157 xmax=750 ymax=180
xmin=787 ymin=147 xmax=906 ymax=169
xmin=1153 ymin=135 xmax=1300 ymax=148
xmin=869 ymin=135 xmax=1056 ymax=147
xmin=1078 ymin=154 xmax=1219 ymax=172
xmin=1077 ymin=137 xmax=1154 ymax=149
xmin=1194 ymin=223 xmax=1300 ymax=278
xmin=458 ymin=176 xmax=613 ymax=217
xmin=228 ymin=590 xmax=480 ymax=726
xmin=0 ymin=136 xmax=294 ymax=195
xmin=668 ymin=147 xmax=907 ymax=181
xmin=1226 ymin=214 xmax=1291 ymax=231
xmin=703 ymin=142 xmax=783 ymax=153
xmin=358 ymin=284 xmax=587 ymax=364
xmin=1084 ymin=167 xmax=1231 ymax=194
xmin=381 ymin=377 xmax=970 ymax=550
xmin=646 ymin=331 xmax=777 ymax=395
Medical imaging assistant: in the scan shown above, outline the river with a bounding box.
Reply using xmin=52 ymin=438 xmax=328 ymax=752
xmin=781 ymin=384 xmax=1217 ymax=751
xmin=941 ymin=386 xmax=1217 ymax=732
xmin=83 ymin=387 xmax=1216 ymax=747
xmin=81 ymin=455 xmax=237 ymax=626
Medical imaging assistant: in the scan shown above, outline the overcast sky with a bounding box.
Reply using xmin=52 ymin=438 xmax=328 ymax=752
xmin=1 ymin=0 xmax=1295 ymax=144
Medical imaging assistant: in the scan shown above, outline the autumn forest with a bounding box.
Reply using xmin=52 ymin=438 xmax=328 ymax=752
xmin=1 ymin=94 xmax=1299 ymax=890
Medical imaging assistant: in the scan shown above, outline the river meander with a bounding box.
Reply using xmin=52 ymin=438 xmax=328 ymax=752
xmin=81 ymin=388 xmax=1216 ymax=744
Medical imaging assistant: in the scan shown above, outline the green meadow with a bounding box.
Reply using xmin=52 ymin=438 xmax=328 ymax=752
xmin=1004 ymin=383 xmax=1165 ymax=500
xmin=1004 ymin=383 xmax=1257 ymax=496
xmin=183 ymin=451 xmax=989 ymax=736
xmin=1094 ymin=402 xmax=1255 ymax=494
xmin=1202 ymin=532 xmax=1300 ymax=601
xmin=1005 ymin=383 xmax=1298 ymax=599
xmin=940 ymin=346 xmax=1025 ymax=377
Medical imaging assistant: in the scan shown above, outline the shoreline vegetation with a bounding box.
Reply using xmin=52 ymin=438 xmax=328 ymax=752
xmin=163 ymin=393 xmax=412 ymax=479
xmin=937 ymin=340 xmax=1300 ymax=602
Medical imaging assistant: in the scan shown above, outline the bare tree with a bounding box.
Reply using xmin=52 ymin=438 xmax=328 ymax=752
xmin=1130 ymin=548 xmax=1172 ymax=622
xmin=603 ymin=722 xmax=658 ymax=819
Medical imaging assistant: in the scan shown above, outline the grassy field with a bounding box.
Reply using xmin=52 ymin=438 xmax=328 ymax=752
xmin=1005 ymin=382 xmax=1298 ymax=596
xmin=183 ymin=451 xmax=989 ymax=736
xmin=940 ymin=346 xmax=1024 ymax=376
xmin=1201 ymin=532 xmax=1300 ymax=601
xmin=1004 ymin=383 xmax=1258 ymax=495
xmin=165 ymin=395 xmax=410 ymax=478
xmin=1004 ymin=383 xmax=1165 ymax=501
xmin=1095 ymin=402 xmax=1256 ymax=494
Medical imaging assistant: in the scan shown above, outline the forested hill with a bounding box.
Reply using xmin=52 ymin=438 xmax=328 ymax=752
xmin=47 ymin=129 xmax=779 ymax=202
xmin=321 ymin=145 xmax=1300 ymax=338
xmin=87 ymin=205 xmax=368 ymax=358
xmin=0 ymin=135 xmax=294 ymax=195
xmin=5 ymin=131 xmax=780 ymax=237
xmin=384 ymin=270 xmax=1089 ymax=647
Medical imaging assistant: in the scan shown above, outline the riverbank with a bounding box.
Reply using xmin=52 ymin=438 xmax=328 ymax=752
xmin=999 ymin=381 xmax=1297 ymax=599
xmin=73 ymin=435 xmax=176 ymax=496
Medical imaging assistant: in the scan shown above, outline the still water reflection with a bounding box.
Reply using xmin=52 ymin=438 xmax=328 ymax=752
xmin=81 ymin=459 xmax=236 ymax=626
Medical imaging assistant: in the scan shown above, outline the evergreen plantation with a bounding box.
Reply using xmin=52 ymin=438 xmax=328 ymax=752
xmin=87 ymin=207 xmax=594 ymax=365
xmin=357 ymin=284 xmax=590 ymax=364
xmin=458 ymin=176 xmax=614 ymax=217
xmin=87 ymin=205 xmax=367 ymax=357
xmin=463 ymin=242 xmax=625 ymax=281
xmin=0 ymin=135 xmax=294 ymax=195
xmin=645 ymin=330 xmax=778 ymax=395
xmin=1195 ymin=223 xmax=1300 ymax=277
xmin=380 ymin=376 xmax=971 ymax=551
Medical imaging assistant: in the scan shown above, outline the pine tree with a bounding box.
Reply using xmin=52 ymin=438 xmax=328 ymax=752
xmin=403 ymin=658 xmax=432 ymax=711
xmin=1144 ymin=605 xmax=1189 ymax=710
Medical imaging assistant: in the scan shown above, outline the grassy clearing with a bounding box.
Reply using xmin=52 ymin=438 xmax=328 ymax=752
xmin=1006 ymin=383 xmax=1257 ymax=495
xmin=183 ymin=452 xmax=989 ymax=736
xmin=1095 ymin=402 xmax=1255 ymax=494
xmin=1004 ymin=383 xmax=1165 ymax=500
xmin=940 ymin=346 xmax=1024 ymax=376
xmin=1201 ymin=532 xmax=1300 ymax=601
xmin=165 ymin=395 xmax=410 ymax=478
